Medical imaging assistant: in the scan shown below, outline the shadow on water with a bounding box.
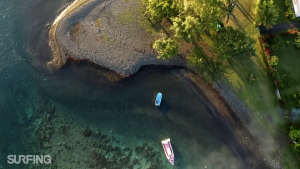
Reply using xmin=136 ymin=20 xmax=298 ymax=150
xmin=157 ymin=99 xmax=173 ymax=126
xmin=172 ymin=144 xmax=187 ymax=169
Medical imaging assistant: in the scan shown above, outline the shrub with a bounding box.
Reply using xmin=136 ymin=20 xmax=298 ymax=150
xmin=293 ymin=94 xmax=298 ymax=98
xmin=279 ymin=82 xmax=286 ymax=89
xmin=268 ymin=55 xmax=279 ymax=66
xmin=248 ymin=74 xmax=256 ymax=84
xmin=288 ymin=28 xmax=299 ymax=34
xmin=285 ymin=0 xmax=300 ymax=21
xmin=294 ymin=32 xmax=300 ymax=48
xmin=285 ymin=115 xmax=291 ymax=125
xmin=269 ymin=34 xmax=285 ymax=51
xmin=267 ymin=55 xmax=279 ymax=77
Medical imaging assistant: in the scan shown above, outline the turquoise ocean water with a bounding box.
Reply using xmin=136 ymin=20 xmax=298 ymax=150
xmin=0 ymin=0 xmax=263 ymax=168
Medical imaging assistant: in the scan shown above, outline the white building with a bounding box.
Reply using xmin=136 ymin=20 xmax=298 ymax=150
xmin=293 ymin=0 xmax=300 ymax=17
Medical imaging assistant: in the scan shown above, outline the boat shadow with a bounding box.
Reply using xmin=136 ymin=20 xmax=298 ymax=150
xmin=157 ymin=99 xmax=173 ymax=125
xmin=172 ymin=144 xmax=187 ymax=169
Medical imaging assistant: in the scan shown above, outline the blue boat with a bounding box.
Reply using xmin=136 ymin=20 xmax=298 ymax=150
xmin=155 ymin=93 xmax=162 ymax=106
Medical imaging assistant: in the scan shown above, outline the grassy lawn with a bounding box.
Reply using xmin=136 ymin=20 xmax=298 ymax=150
xmin=223 ymin=40 xmax=281 ymax=132
xmin=269 ymin=35 xmax=300 ymax=110
xmin=225 ymin=0 xmax=281 ymax=132
xmin=223 ymin=0 xmax=300 ymax=168
xmin=273 ymin=0 xmax=291 ymax=24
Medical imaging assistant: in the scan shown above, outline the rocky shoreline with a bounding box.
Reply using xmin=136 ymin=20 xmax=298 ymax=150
xmin=49 ymin=0 xmax=186 ymax=76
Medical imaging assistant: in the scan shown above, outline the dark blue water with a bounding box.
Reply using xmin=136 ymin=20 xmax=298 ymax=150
xmin=0 ymin=0 xmax=259 ymax=168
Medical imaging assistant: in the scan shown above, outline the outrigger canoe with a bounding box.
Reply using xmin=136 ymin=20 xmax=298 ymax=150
xmin=155 ymin=93 xmax=162 ymax=106
xmin=161 ymin=138 xmax=175 ymax=165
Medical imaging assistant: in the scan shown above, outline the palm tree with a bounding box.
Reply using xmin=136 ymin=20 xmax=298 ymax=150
xmin=255 ymin=0 xmax=279 ymax=29
xmin=222 ymin=0 xmax=237 ymax=23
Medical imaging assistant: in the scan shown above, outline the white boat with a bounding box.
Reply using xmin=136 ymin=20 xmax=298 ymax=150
xmin=161 ymin=138 xmax=175 ymax=165
xmin=155 ymin=93 xmax=162 ymax=106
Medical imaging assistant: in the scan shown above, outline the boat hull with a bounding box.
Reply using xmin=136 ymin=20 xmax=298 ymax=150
xmin=161 ymin=138 xmax=175 ymax=165
xmin=155 ymin=93 xmax=162 ymax=106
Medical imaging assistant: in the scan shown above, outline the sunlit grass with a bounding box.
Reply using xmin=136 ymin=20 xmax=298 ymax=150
xmin=223 ymin=41 xmax=280 ymax=130
xmin=221 ymin=0 xmax=300 ymax=167
xmin=224 ymin=0 xmax=280 ymax=129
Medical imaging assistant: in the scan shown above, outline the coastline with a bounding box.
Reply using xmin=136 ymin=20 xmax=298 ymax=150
xmin=177 ymin=70 xmax=274 ymax=168
xmin=48 ymin=0 xmax=90 ymax=68
xmin=47 ymin=1 xmax=281 ymax=168
xmin=49 ymin=0 xmax=186 ymax=75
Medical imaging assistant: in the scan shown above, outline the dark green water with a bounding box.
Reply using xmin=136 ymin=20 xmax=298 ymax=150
xmin=0 ymin=0 xmax=261 ymax=169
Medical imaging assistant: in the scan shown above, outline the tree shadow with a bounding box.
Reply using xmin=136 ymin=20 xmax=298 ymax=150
xmin=232 ymin=17 xmax=246 ymax=33
xmin=144 ymin=15 xmax=170 ymax=37
xmin=227 ymin=58 xmax=252 ymax=79
xmin=157 ymin=99 xmax=173 ymax=126
xmin=236 ymin=0 xmax=254 ymax=23
xmin=171 ymin=144 xmax=187 ymax=169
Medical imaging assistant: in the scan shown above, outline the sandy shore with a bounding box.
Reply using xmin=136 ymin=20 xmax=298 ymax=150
xmin=49 ymin=0 xmax=186 ymax=76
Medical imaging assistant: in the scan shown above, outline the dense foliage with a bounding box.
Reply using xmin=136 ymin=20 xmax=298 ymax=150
xmin=188 ymin=48 xmax=227 ymax=82
xmin=153 ymin=38 xmax=178 ymax=60
xmin=285 ymin=0 xmax=300 ymax=21
xmin=143 ymin=0 xmax=255 ymax=82
xmin=290 ymin=122 xmax=300 ymax=152
xmin=144 ymin=0 xmax=179 ymax=20
xmin=211 ymin=27 xmax=256 ymax=60
xmin=269 ymin=34 xmax=285 ymax=51
xmin=255 ymin=0 xmax=279 ymax=29
xmin=294 ymin=32 xmax=300 ymax=48
xmin=171 ymin=15 xmax=201 ymax=42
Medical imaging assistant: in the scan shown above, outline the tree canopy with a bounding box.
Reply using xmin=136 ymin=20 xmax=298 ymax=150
xmin=211 ymin=27 xmax=256 ymax=60
xmin=153 ymin=38 xmax=178 ymax=60
xmin=144 ymin=0 xmax=179 ymax=20
xmin=171 ymin=15 xmax=201 ymax=42
xmin=290 ymin=122 xmax=300 ymax=152
xmin=143 ymin=0 xmax=256 ymax=82
xmin=255 ymin=0 xmax=279 ymax=29
xmin=188 ymin=48 xmax=227 ymax=82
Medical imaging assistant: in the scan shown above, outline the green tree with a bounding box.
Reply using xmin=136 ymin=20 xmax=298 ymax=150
xmin=183 ymin=0 xmax=225 ymax=30
xmin=144 ymin=0 xmax=178 ymax=20
xmin=153 ymin=38 xmax=178 ymax=60
xmin=212 ymin=27 xmax=255 ymax=60
xmin=171 ymin=15 xmax=201 ymax=42
xmin=188 ymin=47 xmax=227 ymax=82
xmin=255 ymin=0 xmax=279 ymax=29
xmin=294 ymin=32 xmax=300 ymax=48
xmin=290 ymin=123 xmax=300 ymax=152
